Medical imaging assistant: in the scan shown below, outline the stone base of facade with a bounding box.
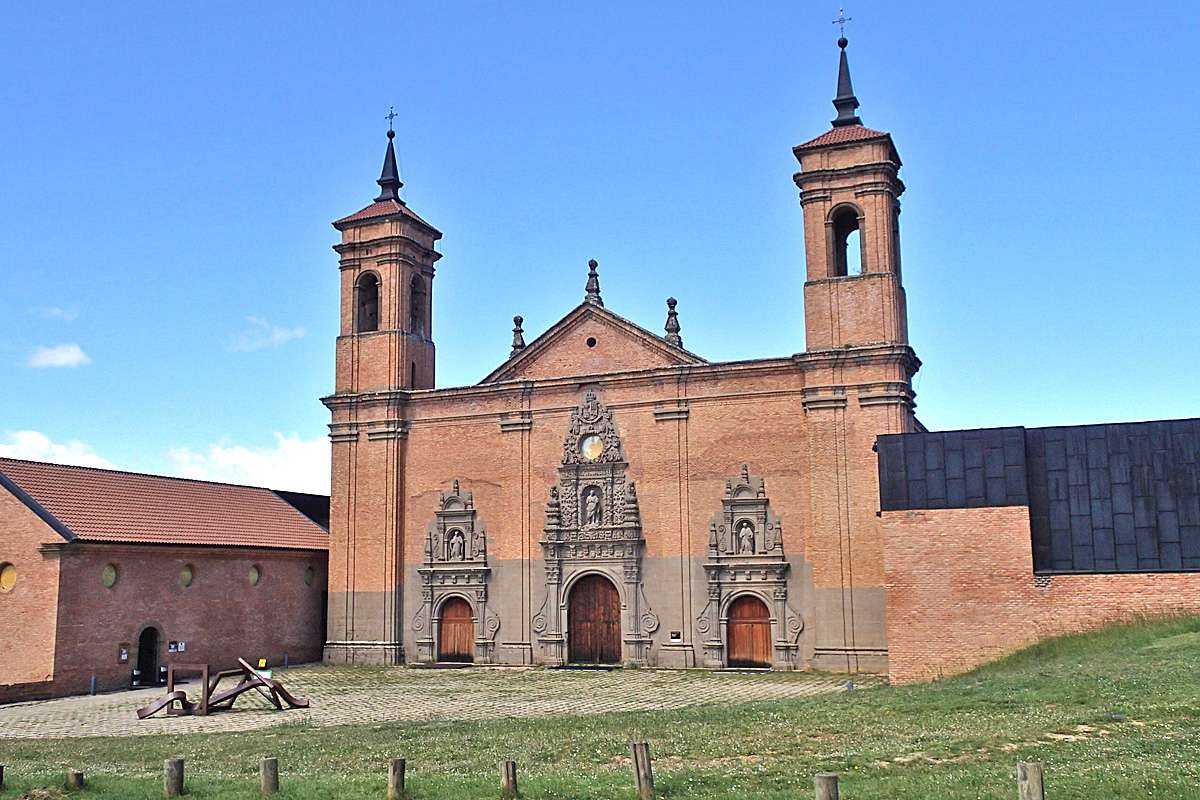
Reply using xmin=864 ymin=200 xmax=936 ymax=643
xmin=811 ymin=646 xmax=889 ymax=674
xmin=324 ymin=641 xmax=404 ymax=665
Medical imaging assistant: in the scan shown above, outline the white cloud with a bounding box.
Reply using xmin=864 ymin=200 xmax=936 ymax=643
xmin=0 ymin=431 xmax=116 ymax=468
xmin=33 ymin=306 xmax=79 ymax=322
xmin=27 ymin=343 xmax=92 ymax=368
xmin=228 ymin=316 xmax=306 ymax=352
xmin=167 ymin=432 xmax=329 ymax=494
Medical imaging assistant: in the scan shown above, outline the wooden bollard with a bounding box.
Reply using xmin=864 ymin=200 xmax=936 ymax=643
xmin=387 ymin=758 xmax=406 ymax=800
xmin=1017 ymin=762 xmax=1045 ymax=800
xmin=0 ymin=763 xmax=5 ymax=790
xmin=501 ymin=759 xmax=518 ymax=799
xmin=65 ymin=769 xmax=85 ymax=790
xmin=630 ymin=741 xmax=655 ymax=800
xmin=260 ymin=757 xmax=279 ymax=795
xmin=164 ymin=758 xmax=185 ymax=797
xmin=814 ymin=772 xmax=840 ymax=800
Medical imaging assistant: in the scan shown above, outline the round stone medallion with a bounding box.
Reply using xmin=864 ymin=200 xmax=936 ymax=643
xmin=579 ymin=434 xmax=603 ymax=461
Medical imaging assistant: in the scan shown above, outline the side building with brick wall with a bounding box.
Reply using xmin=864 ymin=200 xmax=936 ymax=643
xmin=878 ymin=421 xmax=1200 ymax=683
xmin=0 ymin=458 xmax=329 ymax=702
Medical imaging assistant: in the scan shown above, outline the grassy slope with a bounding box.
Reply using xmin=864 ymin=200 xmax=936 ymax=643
xmin=3 ymin=618 xmax=1200 ymax=799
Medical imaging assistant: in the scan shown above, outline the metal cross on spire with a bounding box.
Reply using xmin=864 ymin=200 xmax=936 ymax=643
xmin=385 ymin=106 xmax=398 ymax=132
xmin=832 ymin=6 xmax=851 ymax=37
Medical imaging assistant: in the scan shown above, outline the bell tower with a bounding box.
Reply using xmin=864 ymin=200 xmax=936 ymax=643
xmin=332 ymin=127 xmax=441 ymax=393
xmin=324 ymin=125 xmax=442 ymax=666
xmin=794 ymin=35 xmax=907 ymax=350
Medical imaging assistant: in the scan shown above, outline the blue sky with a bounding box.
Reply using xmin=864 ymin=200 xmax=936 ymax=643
xmin=2 ymin=2 xmax=1197 ymax=493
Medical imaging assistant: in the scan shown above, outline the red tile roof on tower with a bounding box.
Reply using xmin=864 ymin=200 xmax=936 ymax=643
xmin=794 ymin=124 xmax=890 ymax=152
xmin=0 ymin=458 xmax=329 ymax=551
xmin=333 ymin=198 xmax=435 ymax=229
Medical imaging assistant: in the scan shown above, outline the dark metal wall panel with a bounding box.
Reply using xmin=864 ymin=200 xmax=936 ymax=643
xmin=1028 ymin=420 xmax=1200 ymax=573
xmin=877 ymin=418 xmax=1200 ymax=575
xmin=877 ymin=428 xmax=1028 ymax=512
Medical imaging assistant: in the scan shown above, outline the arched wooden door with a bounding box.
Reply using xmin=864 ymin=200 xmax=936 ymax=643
xmin=437 ymin=597 xmax=475 ymax=663
xmin=726 ymin=595 xmax=771 ymax=668
xmin=568 ymin=574 xmax=621 ymax=664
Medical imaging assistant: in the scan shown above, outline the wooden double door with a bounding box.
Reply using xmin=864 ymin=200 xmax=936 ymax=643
xmin=568 ymin=574 xmax=621 ymax=664
xmin=726 ymin=595 xmax=772 ymax=668
xmin=438 ymin=597 xmax=474 ymax=663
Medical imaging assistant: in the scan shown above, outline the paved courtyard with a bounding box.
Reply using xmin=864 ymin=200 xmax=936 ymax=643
xmin=0 ymin=665 xmax=874 ymax=739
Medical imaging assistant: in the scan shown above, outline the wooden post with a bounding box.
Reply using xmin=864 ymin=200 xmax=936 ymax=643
xmin=260 ymin=757 xmax=279 ymax=796
xmin=0 ymin=763 xmax=5 ymax=790
xmin=65 ymin=769 xmax=85 ymax=790
xmin=501 ymin=759 xmax=518 ymax=799
xmin=630 ymin=741 xmax=655 ymax=800
xmin=164 ymin=758 xmax=185 ymax=797
xmin=814 ymin=772 xmax=839 ymax=800
xmin=387 ymin=758 xmax=406 ymax=800
xmin=1017 ymin=762 xmax=1045 ymax=800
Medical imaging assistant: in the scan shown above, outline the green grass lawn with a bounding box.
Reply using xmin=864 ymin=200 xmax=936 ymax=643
xmin=4 ymin=618 xmax=1200 ymax=799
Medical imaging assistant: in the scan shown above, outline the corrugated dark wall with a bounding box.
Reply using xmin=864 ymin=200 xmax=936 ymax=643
xmin=878 ymin=418 xmax=1200 ymax=574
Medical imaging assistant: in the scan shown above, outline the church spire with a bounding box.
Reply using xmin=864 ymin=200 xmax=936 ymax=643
xmin=374 ymin=124 xmax=404 ymax=202
xmin=584 ymin=259 xmax=603 ymax=307
xmin=831 ymin=35 xmax=862 ymax=127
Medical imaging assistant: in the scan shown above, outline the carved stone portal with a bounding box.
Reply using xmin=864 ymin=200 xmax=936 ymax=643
xmin=695 ymin=465 xmax=803 ymax=669
xmin=533 ymin=391 xmax=658 ymax=665
xmin=412 ymin=480 xmax=500 ymax=662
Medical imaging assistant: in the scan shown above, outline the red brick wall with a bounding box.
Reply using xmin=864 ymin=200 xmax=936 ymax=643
xmin=48 ymin=543 xmax=327 ymax=697
xmin=0 ymin=485 xmax=62 ymax=695
xmin=883 ymin=506 xmax=1200 ymax=683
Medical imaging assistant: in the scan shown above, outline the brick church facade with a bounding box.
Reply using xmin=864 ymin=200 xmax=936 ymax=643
xmin=322 ymin=39 xmax=1200 ymax=679
xmin=324 ymin=38 xmax=913 ymax=673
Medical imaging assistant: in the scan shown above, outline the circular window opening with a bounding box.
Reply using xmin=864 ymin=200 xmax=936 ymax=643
xmin=248 ymin=565 xmax=262 ymax=586
xmin=304 ymin=565 xmax=315 ymax=586
xmin=101 ymin=563 xmax=118 ymax=588
xmin=585 ymin=336 xmax=597 ymax=348
xmin=179 ymin=564 xmax=194 ymax=588
xmin=0 ymin=562 xmax=16 ymax=593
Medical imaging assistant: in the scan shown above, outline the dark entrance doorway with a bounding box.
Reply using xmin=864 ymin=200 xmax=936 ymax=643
xmin=726 ymin=595 xmax=771 ymax=668
xmin=137 ymin=626 xmax=159 ymax=684
xmin=568 ymin=574 xmax=621 ymax=664
xmin=437 ymin=597 xmax=474 ymax=663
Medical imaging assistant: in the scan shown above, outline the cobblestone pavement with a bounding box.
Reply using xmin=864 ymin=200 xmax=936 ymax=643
xmin=0 ymin=666 xmax=877 ymax=739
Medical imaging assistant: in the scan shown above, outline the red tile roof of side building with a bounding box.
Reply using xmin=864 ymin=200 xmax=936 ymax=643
xmin=333 ymin=198 xmax=436 ymax=230
xmin=794 ymin=124 xmax=891 ymax=152
xmin=0 ymin=458 xmax=329 ymax=551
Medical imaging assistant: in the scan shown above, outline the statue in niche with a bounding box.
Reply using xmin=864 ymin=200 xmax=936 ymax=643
xmin=447 ymin=529 xmax=465 ymax=561
xmin=736 ymin=521 xmax=755 ymax=554
xmin=583 ymin=487 xmax=602 ymax=527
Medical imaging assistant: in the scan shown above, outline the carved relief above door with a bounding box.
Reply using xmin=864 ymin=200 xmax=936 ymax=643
xmin=532 ymin=390 xmax=658 ymax=665
xmin=695 ymin=465 xmax=803 ymax=669
xmin=412 ymin=480 xmax=500 ymax=663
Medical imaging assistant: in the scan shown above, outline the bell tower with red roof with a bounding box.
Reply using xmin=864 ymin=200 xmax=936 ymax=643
xmin=794 ymin=35 xmax=908 ymax=350
xmin=332 ymin=126 xmax=442 ymax=394
xmin=323 ymin=126 xmax=442 ymax=665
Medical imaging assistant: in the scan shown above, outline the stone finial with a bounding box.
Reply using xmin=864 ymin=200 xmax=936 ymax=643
xmin=740 ymin=464 xmax=750 ymax=483
xmin=452 ymin=479 xmax=460 ymax=494
xmin=664 ymin=297 xmax=682 ymax=347
xmin=584 ymin=259 xmax=603 ymax=307
xmin=510 ymin=315 xmax=526 ymax=357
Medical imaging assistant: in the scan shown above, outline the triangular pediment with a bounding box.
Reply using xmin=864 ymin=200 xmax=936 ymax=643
xmin=481 ymin=303 xmax=705 ymax=384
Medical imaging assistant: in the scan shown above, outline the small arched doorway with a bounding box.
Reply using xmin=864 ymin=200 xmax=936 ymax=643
xmin=137 ymin=626 xmax=159 ymax=683
xmin=568 ymin=574 xmax=621 ymax=664
xmin=437 ymin=597 xmax=474 ymax=663
xmin=726 ymin=595 xmax=771 ymax=668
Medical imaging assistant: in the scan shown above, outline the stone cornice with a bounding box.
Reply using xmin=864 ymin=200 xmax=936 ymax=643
xmin=653 ymin=401 xmax=690 ymax=422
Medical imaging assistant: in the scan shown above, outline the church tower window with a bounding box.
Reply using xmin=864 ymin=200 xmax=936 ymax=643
xmin=356 ymin=273 xmax=380 ymax=333
xmin=409 ymin=274 xmax=426 ymax=336
xmin=829 ymin=204 xmax=864 ymax=277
